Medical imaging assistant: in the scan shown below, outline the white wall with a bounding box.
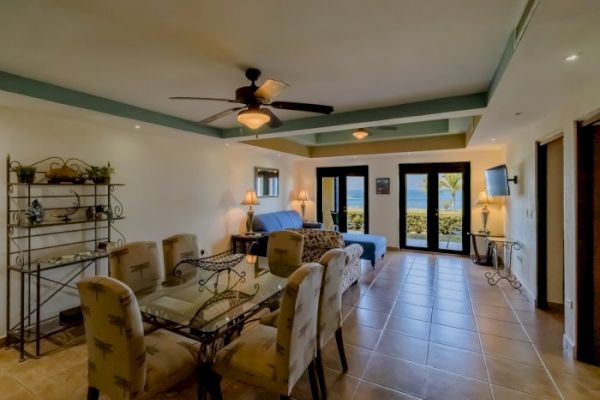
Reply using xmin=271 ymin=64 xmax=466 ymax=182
xmin=293 ymin=148 xmax=506 ymax=248
xmin=0 ymin=105 xmax=295 ymax=336
xmin=504 ymin=80 xmax=600 ymax=352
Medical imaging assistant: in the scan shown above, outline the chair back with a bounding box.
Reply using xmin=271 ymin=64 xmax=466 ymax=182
xmin=109 ymin=241 xmax=162 ymax=297
xmin=162 ymin=234 xmax=199 ymax=284
xmin=275 ymin=262 xmax=323 ymax=393
xmin=267 ymin=230 xmax=304 ymax=270
xmin=77 ymin=276 xmax=146 ymax=400
xmin=317 ymin=248 xmax=346 ymax=348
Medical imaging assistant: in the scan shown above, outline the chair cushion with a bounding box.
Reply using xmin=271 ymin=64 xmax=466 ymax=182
xmin=138 ymin=329 xmax=200 ymax=400
xmin=213 ymin=324 xmax=281 ymax=393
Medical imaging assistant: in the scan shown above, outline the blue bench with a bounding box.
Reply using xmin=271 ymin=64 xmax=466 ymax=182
xmin=343 ymin=233 xmax=387 ymax=268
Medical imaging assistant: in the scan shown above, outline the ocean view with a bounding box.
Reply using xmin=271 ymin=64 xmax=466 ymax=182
xmin=347 ymin=188 xmax=463 ymax=209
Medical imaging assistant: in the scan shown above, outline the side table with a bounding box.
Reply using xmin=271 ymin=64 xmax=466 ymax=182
xmin=231 ymin=233 xmax=266 ymax=254
xmin=470 ymin=232 xmax=504 ymax=266
xmin=484 ymin=236 xmax=522 ymax=289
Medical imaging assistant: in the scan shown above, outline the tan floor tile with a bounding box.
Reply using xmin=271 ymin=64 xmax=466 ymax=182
xmin=6 ymin=346 xmax=86 ymax=387
xmin=430 ymin=323 xmax=481 ymax=353
xmin=431 ymin=309 xmax=477 ymax=331
xmin=385 ymin=316 xmax=431 ymax=340
xmin=0 ymin=375 xmax=29 ymax=398
xmin=427 ymin=342 xmax=488 ymax=381
xmin=390 ymin=302 xmax=432 ymax=322
xmin=472 ymin=303 xmax=520 ymax=323
xmin=376 ymin=331 xmax=429 ymax=364
xmin=551 ymin=369 xmax=600 ymax=400
xmin=27 ymin=360 xmax=88 ymax=400
xmin=321 ymin=340 xmax=372 ymax=378
xmin=364 ymin=352 xmax=427 ymax=397
xmin=476 ymin=316 xmax=530 ymax=342
xmin=318 ymin=368 xmax=361 ymax=400
xmin=403 ymin=283 xmax=434 ymax=296
xmin=424 ymin=367 xmax=492 ymax=400
xmin=356 ymin=296 xmax=395 ymax=313
xmin=396 ymin=292 xmax=434 ymax=308
xmin=480 ymin=333 xmax=542 ymax=366
xmin=353 ymin=381 xmax=418 ymax=400
xmin=343 ymin=323 xmax=382 ymax=350
xmin=491 ymin=384 xmax=542 ymax=400
xmin=432 ymin=298 xmax=473 ymax=315
xmin=346 ymin=308 xmax=389 ymax=329
xmin=485 ymin=356 xmax=561 ymax=399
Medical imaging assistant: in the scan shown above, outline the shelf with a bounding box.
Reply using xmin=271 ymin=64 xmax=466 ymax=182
xmin=9 ymin=216 xmax=125 ymax=229
xmin=8 ymin=315 xmax=82 ymax=344
xmin=9 ymin=253 xmax=108 ymax=273
xmin=8 ymin=182 xmax=124 ymax=187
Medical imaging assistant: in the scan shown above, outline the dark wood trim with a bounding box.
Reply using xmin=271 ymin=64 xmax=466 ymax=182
xmin=316 ymin=166 xmax=369 ymax=234
xmin=576 ymin=120 xmax=597 ymax=364
xmin=398 ymin=162 xmax=471 ymax=255
xmin=536 ymin=142 xmax=549 ymax=309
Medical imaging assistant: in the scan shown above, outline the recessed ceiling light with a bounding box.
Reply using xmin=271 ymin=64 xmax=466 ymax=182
xmin=134 ymin=124 xmax=141 ymax=129
xmin=490 ymin=138 xmax=497 ymax=142
xmin=565 ymin=54 xmax=579 ymax=62
xmin=225 ymin=143 xmax=230 ymax=146
xmin=514 ymin=112 xmax=522 ymax=116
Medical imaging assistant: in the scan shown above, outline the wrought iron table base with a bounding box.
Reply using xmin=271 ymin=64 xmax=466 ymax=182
xmin=484 ymin=238 xmax=522 ymax=289
xmin=485 ymin=268 xmax=522 ymax=288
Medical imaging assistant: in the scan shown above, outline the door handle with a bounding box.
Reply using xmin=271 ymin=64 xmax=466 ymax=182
xmin=343 ymin=206 xmax=347 ymax=213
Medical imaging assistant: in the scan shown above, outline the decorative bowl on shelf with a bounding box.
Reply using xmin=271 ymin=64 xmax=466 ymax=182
xmin=46 ymin=165 xmax=84 ymax=183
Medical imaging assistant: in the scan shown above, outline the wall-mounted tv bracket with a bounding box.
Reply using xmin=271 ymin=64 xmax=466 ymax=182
xmin=508 ymin=176 xmax=518 ymax=184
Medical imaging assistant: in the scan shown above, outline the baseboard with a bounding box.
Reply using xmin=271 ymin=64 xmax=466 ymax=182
xmin=563 ymin=334 xmax=575 ymax=358
xmin=386 ymin=246 xmax=400 ymax=251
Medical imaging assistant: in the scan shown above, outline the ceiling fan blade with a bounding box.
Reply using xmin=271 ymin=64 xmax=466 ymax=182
xmin=262 ymin=108 xmax=282 ymax=128
xmin=199 ymin=107 xmax=245 ymax=124
xmin=169 ymin=96 xmax=240 ymax=104
xmin=254 ymin=79 xmax=289 ymax=104
xmin=270 ymin=101 xmax=334 ymax=114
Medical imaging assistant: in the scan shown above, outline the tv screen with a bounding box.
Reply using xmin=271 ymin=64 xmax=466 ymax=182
xmin=485 ymin=164 xmax=510 ymax=196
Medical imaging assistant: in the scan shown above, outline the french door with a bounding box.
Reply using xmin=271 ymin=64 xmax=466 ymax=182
xmin=399 ymin=162 xmax=470 ymax=254
xmin=316 ymin=166 xmax=369 ymax=233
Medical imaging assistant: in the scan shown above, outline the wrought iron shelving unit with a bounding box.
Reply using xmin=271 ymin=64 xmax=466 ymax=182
xmin=5 ymin=155 xmax=126 ymax=360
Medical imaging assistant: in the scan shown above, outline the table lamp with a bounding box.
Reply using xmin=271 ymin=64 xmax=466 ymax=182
xmin=297 ymin=190 xmax=310 ymax=220
xmin=240 ymin=189 xmax=260 ymax=234
xmin=474 ymin=191 xmax=496 ymax=234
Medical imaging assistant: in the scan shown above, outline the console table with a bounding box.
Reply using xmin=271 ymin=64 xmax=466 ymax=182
xmin=484 ymin=236 xmax=522 ymax=289
xmin=470 ymin=232 xmax=504 ymax=265
xmin=231 ymin=233 xmax=266 ymax=254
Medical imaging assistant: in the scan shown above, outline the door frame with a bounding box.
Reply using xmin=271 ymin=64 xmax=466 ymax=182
xmin=316 ymin=165 xmax=369 ymax=233
xmin=399 ymin=162 xmax=471 ymax=255
xmin=576 ymin=115 xmax=600 ymax=364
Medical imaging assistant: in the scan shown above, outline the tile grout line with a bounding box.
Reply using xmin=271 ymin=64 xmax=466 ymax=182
xmin=354 ymin=253 xmax=418 ymax=398
xmin=496 ymin=281 xmax=566 ymax=400
xmin=463 ymin=258 xmax=496 ymax=400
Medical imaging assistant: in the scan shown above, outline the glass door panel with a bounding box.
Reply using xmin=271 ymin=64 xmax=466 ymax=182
xmin=405 ymin=174 xmax=428 ymax=248
xmin=321 ymin=177 xmax=339 ymax=230
xmin=346 ymin=176 xmax=366 ymax=233
xmin=438 ymin=172 xmax=464 ymax=251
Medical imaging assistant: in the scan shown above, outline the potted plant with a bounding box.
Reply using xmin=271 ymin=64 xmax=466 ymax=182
xmin=85 ymin=164 xmax=114 ymax=184
xmin=15 ymin=165 xmax=37 ymax=184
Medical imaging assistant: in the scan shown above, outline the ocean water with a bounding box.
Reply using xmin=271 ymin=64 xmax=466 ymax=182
xmin=345 ymin=188 xmax=463 ymax=210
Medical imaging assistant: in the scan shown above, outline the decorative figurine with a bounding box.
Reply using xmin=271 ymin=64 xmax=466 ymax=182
xmin=25 ymin=199 xmax=45 ymax=224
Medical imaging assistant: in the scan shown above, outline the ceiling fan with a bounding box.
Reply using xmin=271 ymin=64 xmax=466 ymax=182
xmin=170 ymin=68 xmax=334 ymax=129
xmin=352 ymin=126 xmax=399 ymax=140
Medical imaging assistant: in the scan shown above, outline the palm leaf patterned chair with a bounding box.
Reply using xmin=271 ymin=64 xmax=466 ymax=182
xmin=77 ymin=276 xmax=200 ymax=400
xmin=212 ymin=263 xmax=324 ymax=400
xmin=260 ymin=248 xmax=348 ymax=399
xmin=266 ymin=230 xmax=305 ymax=275
xmin=162 ymin=233 xmax=199 ymax=285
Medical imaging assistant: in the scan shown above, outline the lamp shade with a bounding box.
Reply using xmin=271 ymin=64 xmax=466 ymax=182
xmin=240 ymin=189 xmax=260 ymax=206
xmin=474 ymin=191 xmax=496 ymax=205
xmin=297 ymin=190 xmax=310 ymax=202
xmin=237 ymin=109 xmax=270 ymax=129
xmin=352 ymin=128 xmax=369 ymax=140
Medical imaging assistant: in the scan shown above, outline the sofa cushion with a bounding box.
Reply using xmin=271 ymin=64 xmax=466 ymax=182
xmin=253 ymin=210 xmax=303 ymax=232
xmin=343 ymin=233 xmax=387 ymax=266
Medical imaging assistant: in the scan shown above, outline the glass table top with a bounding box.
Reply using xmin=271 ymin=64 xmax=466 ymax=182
xmin=138 ymin=256 xmax=293 ymax=334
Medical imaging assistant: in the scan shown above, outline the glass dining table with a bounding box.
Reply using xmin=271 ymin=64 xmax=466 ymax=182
xmin=138 ymin=253 xmax=294 ymax=397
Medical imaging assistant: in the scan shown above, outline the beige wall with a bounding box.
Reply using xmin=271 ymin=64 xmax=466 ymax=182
xmin=293 ymin=148 xmax=506 ymax=249
xmin=504 ymin=80 xmax=600 ymax=353
xmin=0 ymin=105 xmax=295 ymax=336
xmin=546 ymin=137 xmax=564 ymax=305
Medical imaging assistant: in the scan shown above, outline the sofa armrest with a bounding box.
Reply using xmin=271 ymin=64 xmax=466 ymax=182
xmin=344 ymin=243 xmax=363 ymax=258
xmin=302 ymin=221 xmax=323 ymax=229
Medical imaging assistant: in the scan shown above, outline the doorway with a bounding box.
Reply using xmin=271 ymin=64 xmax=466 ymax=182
xmin=536 ymin=136 xmax=565 ymax=311
xmin=399 ymin=162 xmax=470 ymax=254
xmin=316 ymin=166 xmax=369 ymax=233
xmin=576 ymin=116 xmax=600 ymax=365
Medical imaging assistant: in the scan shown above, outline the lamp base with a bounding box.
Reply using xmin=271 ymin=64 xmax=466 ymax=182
xmin=246 ymin=210 xmax=255 ymax=233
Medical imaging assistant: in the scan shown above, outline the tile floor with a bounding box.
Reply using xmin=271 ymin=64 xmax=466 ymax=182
xmin=2 ymin=251 xmax=600 ymax=399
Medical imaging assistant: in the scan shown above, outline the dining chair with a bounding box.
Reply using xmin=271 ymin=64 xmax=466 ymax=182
xmin=259 ymin=248 xmax=348 ymax=400
xmin=267 ymin=230 xmax=305 ymax=270
xmin=212 ymin=263 xmax=324 ymax=400
xmin=77 ymin=276 xmax=200 ymax=400
xmin=108 ymin=241 xmax=163 ymax=298
xmin=162 ymin=233 xmax=199 ymax=285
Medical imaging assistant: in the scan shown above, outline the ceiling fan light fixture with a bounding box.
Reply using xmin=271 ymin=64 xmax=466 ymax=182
xmin=352 ymin=128 xmax=369 ymax=140
xmin=237 ymin=108 xmax=271 ymax=129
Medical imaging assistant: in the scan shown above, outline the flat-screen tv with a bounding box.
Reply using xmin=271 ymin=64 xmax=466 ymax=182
xmin=485 ymin=164 xmax=510 ymax=196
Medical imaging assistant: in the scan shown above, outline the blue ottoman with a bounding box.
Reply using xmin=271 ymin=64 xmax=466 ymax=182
xmin=343 ymin=233 xmax=387 ymax=268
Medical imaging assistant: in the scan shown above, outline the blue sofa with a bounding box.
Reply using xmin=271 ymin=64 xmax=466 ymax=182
xmin=253 ymin=210 xmax=323 ymax=232
xmin=343 ymin=233 xmax=387 ymax=268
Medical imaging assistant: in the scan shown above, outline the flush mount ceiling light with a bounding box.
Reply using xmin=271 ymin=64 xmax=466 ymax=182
xmin=352 ymin=128 xmax=369 ymax=140
xmin=565 ymin=53 xmax=579 ymax=62
xmin=237 ymin=107 xmax=271 ymax=129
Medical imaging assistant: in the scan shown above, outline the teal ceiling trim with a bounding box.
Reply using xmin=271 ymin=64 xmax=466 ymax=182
xmin=222 ymin=92 xmax=487 ymax=139
xmin=487 ymin=34 xmax=516 ymax=101
xmin=0 ymin=70 xmax=221 ymax=137
xmin=313 ymin=119 xmax=450 ymax=145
